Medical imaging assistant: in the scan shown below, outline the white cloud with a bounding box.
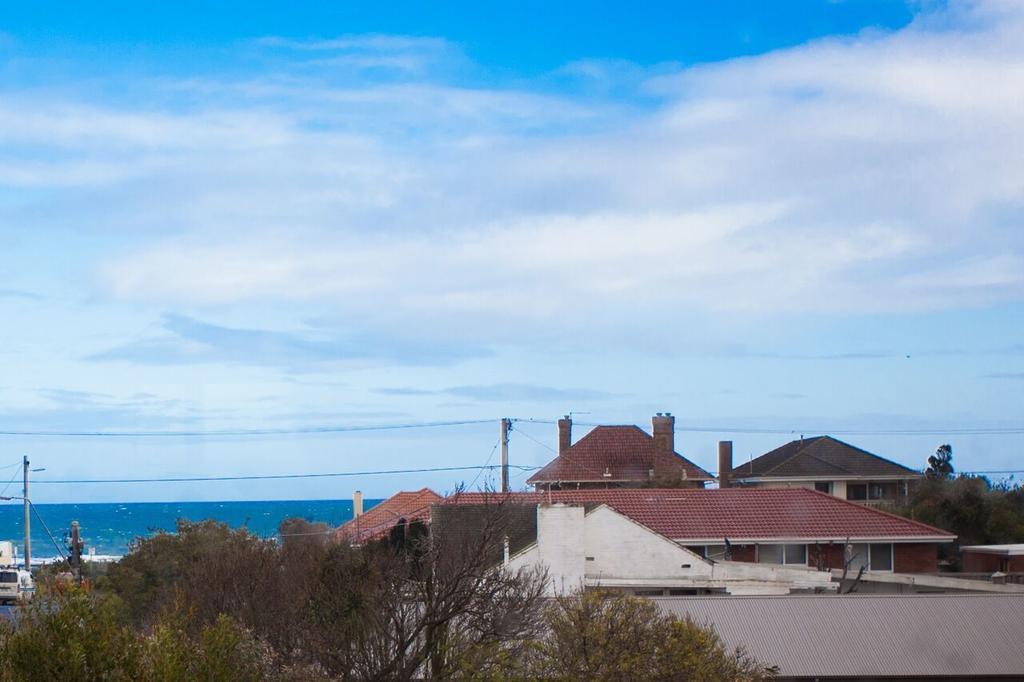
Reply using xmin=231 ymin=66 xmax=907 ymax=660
xmin=3 ymin=1 xmax=1023 ymax=342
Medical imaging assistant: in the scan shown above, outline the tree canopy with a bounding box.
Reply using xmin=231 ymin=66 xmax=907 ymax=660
xmin=926 ymin=444 xmax=955 ymax=479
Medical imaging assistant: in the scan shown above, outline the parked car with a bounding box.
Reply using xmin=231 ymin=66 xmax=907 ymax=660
xmin=0 ymin=568 xmax=34 ymax=604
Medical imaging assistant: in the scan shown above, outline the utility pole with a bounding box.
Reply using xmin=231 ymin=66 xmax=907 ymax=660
xmin=22 ymin=456 xmax=30 ymax=571
xmin=500 ymin=418 xmax=510 ymax=493
xmin=69 ymin=521 xmax=84 ymax=584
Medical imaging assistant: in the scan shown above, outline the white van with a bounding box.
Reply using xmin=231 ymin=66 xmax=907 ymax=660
xmin=0 ymin=568 xmax=33 ymax=604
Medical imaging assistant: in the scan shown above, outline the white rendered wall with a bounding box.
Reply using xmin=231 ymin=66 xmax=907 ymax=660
xmin=536 ymin=504 xmax=586 ymax=594
xmin=582 ymin=505 xmax=711 ymax=582
xmin=509 ymin=504 xmax=833 ymax=596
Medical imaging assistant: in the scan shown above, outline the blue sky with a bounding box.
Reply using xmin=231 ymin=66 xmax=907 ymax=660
xmin=1 ymin=0 xmax=1023 ymax=502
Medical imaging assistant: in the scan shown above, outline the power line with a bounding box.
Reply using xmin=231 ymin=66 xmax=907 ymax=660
xmin=959 ymin=470 xmax=1024 ymax=476
xmin=0 ymin=467 xmax=20 ymax=498
xmin=679 ymin=427 xmax=1024 ymax=436
xmin=3 ymin=416 xmax=1024 ymax=439
xmin=0 ymin=418 xmax=495 ymax=439
xmin=30 ymin=463 xmax=541 ymax=485
xmin=30 ymin=501 xmax=67 ymax=562
xmin=467 ymin=438 xmax=502 ymax=490
xmin=511 ymin=423 xmax=557 ymax=454
xmin=511 ymin=421 xmax=626 ymax=483
xmin=515 ymin=418 xmax=1024 ymax=437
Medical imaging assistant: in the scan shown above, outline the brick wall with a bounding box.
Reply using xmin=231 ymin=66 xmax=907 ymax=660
xmin=963 ymin=551 xmax=1001 ymax=572
xmin=894 ymin=543 xmax=938 ymax=573
xmin=962 ymin=551 xmax=1024 ymax=572
xmin=730 ymin=544 xmax=756 ymax=562
xmin=808 ymin=543 xmax=845 ymax=571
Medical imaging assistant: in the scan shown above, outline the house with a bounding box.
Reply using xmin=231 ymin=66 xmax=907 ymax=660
xmin=335 ymin=487 xmax=441 ymax=545
xmin=500 ymin=502 xmax=835 ymax=596
xmin=723 ymin=436 xmax=923 ymax=505
xmin=526 ymin=413 xmax=713 ymax=490
xmin=445 ymin=488 xmax=956 ymax=589
xmin=961 ymin=544 xmax=1024 ymax=574
xmin=655 ymin=593 xmax=1024 ymax=680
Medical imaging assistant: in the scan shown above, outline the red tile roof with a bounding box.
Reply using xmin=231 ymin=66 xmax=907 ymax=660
xmin=526 ymin=425 xmax=713 ymax=485
xmin=732 ymin=436 xmax=921 ymax=480
xmin=446 ymin=488 xmax=954 ymax=543
xmin=336 ymin=488 xmax=441 ymax=544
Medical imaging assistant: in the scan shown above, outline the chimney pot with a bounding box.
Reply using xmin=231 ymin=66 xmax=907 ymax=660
xmin=717 ymin=442 xmax=733 ymax=489
xmin=353 ymin=490 xmax=364 ymax=518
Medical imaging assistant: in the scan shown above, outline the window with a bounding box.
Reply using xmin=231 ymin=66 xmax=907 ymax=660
xmin=704 ymin=544 xmax=728 ymax=560
xmin=846 ymin=483 xmax=868 ymax=500
xmin=758 ymin=544 xmax=783 ymax=564
xmin=814 ymin=481 xmax=833 ymax=494
xmin=869 ymin=543 xmax=893 ymax=571
xmin=785 ymin=544 xmax=807 ymax=565
xmin=846 ymin=543 xmax=869 ymax=572
xmin=758 ymin=544 xmax=807 ymax=565
xmin=634 ymin=589 xmax=664 ymax=597
xmin=0 ymin=571 xmax=16 ymax=584
xmin=846 ymin=543 xmax=893 ymax=571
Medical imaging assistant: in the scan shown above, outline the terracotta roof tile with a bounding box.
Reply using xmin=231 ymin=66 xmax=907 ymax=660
xmin=336 ymin=487 xmax=441 ymax=544
xmin=447 ymin=488 xmax=953 ymax=543
xmin=526 ymin=425 xmax=712 ymax=485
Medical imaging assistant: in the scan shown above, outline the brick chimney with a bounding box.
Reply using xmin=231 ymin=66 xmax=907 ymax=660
xmin=652 ymin=413 xmax=678 ymax=480
xmin=652 ymin=413 xmax=675 ymax=453
xmin=558 ymin=415 xmax=572 ymax=456
xmin=717 ymin=441 xmax=733 ymax=489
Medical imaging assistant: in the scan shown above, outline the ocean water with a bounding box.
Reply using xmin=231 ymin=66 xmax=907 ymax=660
xmin=0 ymin=499 xmax=382 ymax=560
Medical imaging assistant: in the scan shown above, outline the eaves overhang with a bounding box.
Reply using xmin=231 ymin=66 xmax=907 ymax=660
xmin=732 ymin=474 xmax=923 ymax=483
xmin=674 ymin=535 xmax=955 ymax=545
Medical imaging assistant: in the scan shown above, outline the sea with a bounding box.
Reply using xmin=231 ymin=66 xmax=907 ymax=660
xmin=0 ymin=499 xmax=382 ymax=562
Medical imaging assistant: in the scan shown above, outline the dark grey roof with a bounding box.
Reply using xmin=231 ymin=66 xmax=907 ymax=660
xmin=732 ymin=436 xmax=922 ymax=480
xmin=654 ymin=593 xmax=1024 ymax=679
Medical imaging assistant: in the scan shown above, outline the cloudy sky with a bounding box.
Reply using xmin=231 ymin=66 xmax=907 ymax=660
xmin=1 ymin=0 xmax=1022 ymax=502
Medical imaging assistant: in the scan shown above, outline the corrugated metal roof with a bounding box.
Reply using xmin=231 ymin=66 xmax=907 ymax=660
xmin=654 ymin=593 xmax=1024 ymax=678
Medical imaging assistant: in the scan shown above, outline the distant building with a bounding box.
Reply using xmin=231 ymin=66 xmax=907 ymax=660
xmin=446 ymin=488 xmax=956 ymax=593
xmin=723 ymin=435 xmax=923 ymax=505
xmin=501 ymin=502 xmax=835 ymax=596
xmin=961 ymin=544 xmax=1024 ymax=574
xmin=335 ymin=487 xmax=441 ymax=545
xmin=526 ymin=413 xmax=713 ymax=490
